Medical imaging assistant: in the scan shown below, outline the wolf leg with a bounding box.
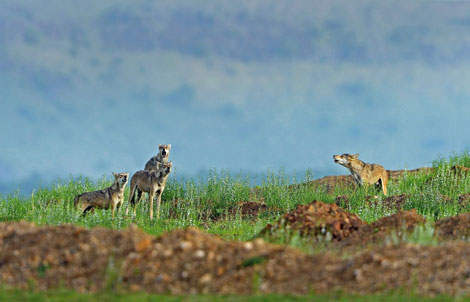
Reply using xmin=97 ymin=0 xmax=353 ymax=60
xmin=149 ymin=191 xmax=155 ymax=220
xmin=381 ymin=176 xmax=388 ymax=196
xmin=133 ymin=189 xmax=143 ymax=217
xmin=156 ymin=189 xmax=162 ymax=219
xmin=116 ymin=200 xmax=122 ymax=215
xmin=111 ymin=202 xmax=116 ymax=218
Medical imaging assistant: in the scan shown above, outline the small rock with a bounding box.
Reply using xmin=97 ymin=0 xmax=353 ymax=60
xmin=194 ymin=249 xmax=205 ymax=259
xmin=179 ymin=240 xmax=193 ymax=251
xmin=199 ymin=273 xmax=212 ymax=284
xmin=243 ymin=242 xmax=254 ymax=251
xmin=163 ymin=249 xmax=173 ymax=258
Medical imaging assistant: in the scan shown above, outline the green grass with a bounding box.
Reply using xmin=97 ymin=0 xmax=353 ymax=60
xmin=0 ymin=289 xmax=462 ymax=302
xmin=2 ymin=152 xmax=470 ymax=243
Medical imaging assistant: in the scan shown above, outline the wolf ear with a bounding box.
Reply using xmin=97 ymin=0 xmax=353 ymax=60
xmin=168 ymin=161 xmax=173 ymax=166
xmin=158 ymin=144 xmax=163 ymax=149
xmin=353 ymin=153 xmax=360 ymax=158
xmin=112 ymin=172 xmax=117 ymax=178
xmin=167 ymin=144 xmax=171 ymax=149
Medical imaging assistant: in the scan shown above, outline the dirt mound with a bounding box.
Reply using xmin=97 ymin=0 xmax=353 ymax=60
xmin=259 ymin=201 xmax=366 ymax=241
xmin=0 ymin=221 xmax=338 ymax=295
xmin=338 ymin=210 xmax=426 ymax=249
xmin=309 ymin=175 xmax=356 ymax=193
xmin=229 ymin=201 xmax=269 ymax=218
xmin=383 ymin=194 xmax=408 ymax=211
xmin=198 ymin=201 xmax=271 ymax=221
xmin=0 ymin=221 xmax=149 ymax=292
xmin=321 ymin=242 xmax=470 ymax=296
xmin=435 ymin=213 xmax=470 ymax=240
xmin=121 ymin=227 xmax=336 ymax=294
xmin=386 ymin=167 xmax=434 ymax=180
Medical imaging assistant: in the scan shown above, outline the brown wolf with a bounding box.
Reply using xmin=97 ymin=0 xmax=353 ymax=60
xmin=333 ymin=153 xmax=388 ymax=195
xmin=73 ymin=172 xmax=129 ymax=217
xmin=144 ymin=144 xmax=171 ymax=171
xmin=126 ymin=161 xmax=172 ymax=220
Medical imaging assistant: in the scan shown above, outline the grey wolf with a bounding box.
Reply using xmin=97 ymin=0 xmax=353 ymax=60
xmin=144 ymin=144 xmax=171 ymax=171
xmin=333 ymin=153 xmax=388 ymax=195
xmin=126 ymin=161 xmax=172 ymax=220
xmin=73 ymin=172 xmax=129 ymax=217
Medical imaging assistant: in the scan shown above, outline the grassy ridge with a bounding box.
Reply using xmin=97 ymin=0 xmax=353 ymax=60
xmin=1 ymin=153 xmax=470 ymax=242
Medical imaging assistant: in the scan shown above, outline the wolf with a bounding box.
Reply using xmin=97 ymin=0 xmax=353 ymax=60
xmin=126 ymin=161 xmax=172 ymax=220
xmin=144 ymin=144 xmax=171 ymax=171
xmin=73 ymin=172 xmax=129 ymax=217
xmin=333 ymin=153 xmax=388 ymax=196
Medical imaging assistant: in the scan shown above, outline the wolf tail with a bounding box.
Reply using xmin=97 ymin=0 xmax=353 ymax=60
xmin=73 ymin=195 xmax=80 ymax=208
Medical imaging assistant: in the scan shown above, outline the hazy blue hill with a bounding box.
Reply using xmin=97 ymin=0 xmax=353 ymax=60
xmin=3 ymin=1 xmax=470 ymax=66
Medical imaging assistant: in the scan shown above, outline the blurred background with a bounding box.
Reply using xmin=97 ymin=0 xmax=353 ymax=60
xmin=1 ymin=0 xmax=470 ymax=194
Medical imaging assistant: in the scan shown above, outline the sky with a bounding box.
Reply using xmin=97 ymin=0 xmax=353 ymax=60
xmin=1 ymin=0 xmax=470 ymax=194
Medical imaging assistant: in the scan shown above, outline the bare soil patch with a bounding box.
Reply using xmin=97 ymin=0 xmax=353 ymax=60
xmin=0 ymin=221 xmax=149 ymax=292
xmin=321 ymin=242 xmax=470 ymax=296
xmin=121 ymin=226 xmax=334 ymax=294
xmin=2 ymin=221 xmax=470 ymax=296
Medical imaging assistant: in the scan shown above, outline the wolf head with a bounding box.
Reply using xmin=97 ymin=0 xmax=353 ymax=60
xmin=333 ymin=153 xmax=359 ymax=167
xmin=158 ymin=144 xmax=171 ymax=160
xmin=159 ymin=161 xmax=173 ymax=176
xmin=112 ymin=172 xmax=129 ymax=188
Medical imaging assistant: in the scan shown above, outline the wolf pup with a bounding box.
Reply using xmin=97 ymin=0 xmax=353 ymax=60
xmin=74 ymin=172 xmax=129 ymax=217
xmin=126 ymin=161 xmax=172 ymax=220
xmin=144 ymin=144 xmax=171 ymax=171
xmin=333 ymin=153 xmax=388 ymax=196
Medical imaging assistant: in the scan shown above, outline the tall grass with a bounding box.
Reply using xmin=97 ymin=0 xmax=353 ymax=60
xmin=1 ymin=153 xmax=470 ymax=241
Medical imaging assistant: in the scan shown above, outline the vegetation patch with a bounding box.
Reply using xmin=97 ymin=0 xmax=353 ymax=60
xmin=2 ymin=152 xmax=470 ymax=297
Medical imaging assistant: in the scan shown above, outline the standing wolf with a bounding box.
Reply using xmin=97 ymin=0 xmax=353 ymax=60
xmin=333 ymin=153 xmax=388 ymax=196
xmin=73 ymin=172 xmax=129 ymax=217
xmin=126 ymin=161 xmax=172 ymax=220
xmin=144 ymin=144 xmax=171 ymax=171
